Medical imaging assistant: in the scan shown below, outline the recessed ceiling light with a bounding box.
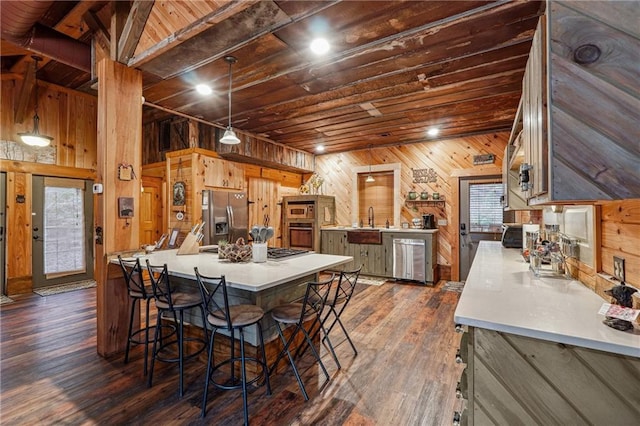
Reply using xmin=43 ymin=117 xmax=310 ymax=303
xmin=195 ymin=84 xmax=212 ymax=95
xmin=427 ymin=127 xmax=439 ymax=137
xmin=316 ymin=145 xmax=325 ymax=153
xmin=310 ymin=38 xmax=330 ymax=55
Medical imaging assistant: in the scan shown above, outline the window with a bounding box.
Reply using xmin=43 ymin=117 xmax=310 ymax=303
xmin=358 ymin=171 xmax=394 ymax=227
xmin=44 ymin=184 xmax=86 ymax=276
xmin=469 ymin=182 xmax=503 ymax=232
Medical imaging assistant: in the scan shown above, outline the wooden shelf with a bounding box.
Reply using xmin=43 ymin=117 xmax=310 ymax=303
xmin=405 ymin=199 xmax=445 ymax=208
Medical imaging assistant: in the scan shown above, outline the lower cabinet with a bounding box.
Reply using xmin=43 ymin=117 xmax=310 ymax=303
xmin=320 ymin=229 xmax=437 ymax=280
xmin=458 ymin=326 xmax=640 ymax=425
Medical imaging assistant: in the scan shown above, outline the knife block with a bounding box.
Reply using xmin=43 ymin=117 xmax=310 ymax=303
xmin=177 ymin=233 xmax=200 ymax=255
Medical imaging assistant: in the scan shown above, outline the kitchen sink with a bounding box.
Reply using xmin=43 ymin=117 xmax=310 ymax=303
xmin=347 ymin=229 xmax=382 ymax=244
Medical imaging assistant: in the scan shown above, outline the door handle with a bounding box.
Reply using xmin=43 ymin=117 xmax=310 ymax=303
xmin=460 ymin=223 xmax=467 ymax=236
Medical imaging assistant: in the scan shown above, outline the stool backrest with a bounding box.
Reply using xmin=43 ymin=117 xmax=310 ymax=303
xmin=332 ymin=266 xmax=362 ymax=307
xmin=145 ymin=260 xmax=174 ymax=309
xmin=118 ymin=255 xmax=148 ymax=298
xmin=194 ymin=268 xmax=231 ymax=330
xmin=300 ymin=273 xmax=335 ymax=324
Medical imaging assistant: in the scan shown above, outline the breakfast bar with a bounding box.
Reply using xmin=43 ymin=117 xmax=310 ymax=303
xmin=115 ymin=249 xmax=353 ymax=347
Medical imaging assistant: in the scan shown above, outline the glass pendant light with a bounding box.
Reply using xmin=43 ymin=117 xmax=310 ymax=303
xmin=19 ymin=57 xmax=53 ymax=147
xmin=220 ymin=56 xmax=240 ymax=145
xmin=365 ymin=144 xmax=375 ymax=183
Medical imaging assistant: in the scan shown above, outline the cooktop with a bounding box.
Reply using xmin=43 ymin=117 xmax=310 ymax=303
xmin=267 ymin=247 xmax=309 ymax=259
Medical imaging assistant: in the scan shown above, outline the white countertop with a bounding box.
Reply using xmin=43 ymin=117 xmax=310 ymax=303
xmin=322 ymin=227 xmax=438 ymax=234
xmin=128 ymin=250 xmax=352 ymax=292
xmin=454 ymin=241 xmax=640 ymax=357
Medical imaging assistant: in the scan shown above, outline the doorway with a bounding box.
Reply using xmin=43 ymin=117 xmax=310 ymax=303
xmin=140 ymin=176 xmax=164 ymax=246
xmin=459 ymin=176 xmax=503 ymax=280
xmin=31 ymin=176 xmax=94 ymax=289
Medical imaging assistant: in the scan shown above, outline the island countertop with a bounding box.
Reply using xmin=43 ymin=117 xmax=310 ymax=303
xmin=128 ymin=249 xmax=352 ymax=292
xmin=454 ymin=241 xmax=640 ymax=357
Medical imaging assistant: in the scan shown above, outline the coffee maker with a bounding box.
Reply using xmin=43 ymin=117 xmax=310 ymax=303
xmin=422 ymin=214 xmax=436 ymax=229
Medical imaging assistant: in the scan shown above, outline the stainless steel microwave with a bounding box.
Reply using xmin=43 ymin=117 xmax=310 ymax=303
xmin=287 ymin=203 xmax=315 ymax=219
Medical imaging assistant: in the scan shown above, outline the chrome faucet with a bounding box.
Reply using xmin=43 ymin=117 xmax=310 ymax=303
xmin=368 ymin=206 xmax=375 ymax=228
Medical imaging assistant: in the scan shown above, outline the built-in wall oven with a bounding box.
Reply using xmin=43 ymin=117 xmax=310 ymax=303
xmin=288 ymin=222 xmax=314 ymax=250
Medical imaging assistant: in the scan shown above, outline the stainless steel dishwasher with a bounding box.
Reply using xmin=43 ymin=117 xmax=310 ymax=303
xmin=392 ymin=238 xmax=427 ymax=284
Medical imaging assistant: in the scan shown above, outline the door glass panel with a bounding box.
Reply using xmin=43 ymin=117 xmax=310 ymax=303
xmin=44 ymin=186 xmax=86 ymax=276
xmin=469 ymin=183 xmax=503 ymax=233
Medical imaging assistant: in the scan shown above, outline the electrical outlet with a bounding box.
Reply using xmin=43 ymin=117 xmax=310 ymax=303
xmin=613 ymin=256 xmax=625 ymax=282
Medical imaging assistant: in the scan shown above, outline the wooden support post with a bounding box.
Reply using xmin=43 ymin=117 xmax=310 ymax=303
xmin=95 ymin=59 xmax=142 ymax=357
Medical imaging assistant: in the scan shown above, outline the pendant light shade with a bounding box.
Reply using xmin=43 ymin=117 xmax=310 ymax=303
xmin=220 ymin=56 xmax=240 ymax=145
xmin=366 ymin=144 xmax=375 ymax=183
xmin=19 ymin=57 xmax=53 ymax=147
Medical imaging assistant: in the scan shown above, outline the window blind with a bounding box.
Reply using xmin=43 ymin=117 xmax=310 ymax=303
xmin=469 ymin=183 xmax=503 ymax=232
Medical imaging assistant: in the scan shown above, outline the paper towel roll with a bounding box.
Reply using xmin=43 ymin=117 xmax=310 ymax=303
xmin=522 ymin=224 xmax=540 ymax=250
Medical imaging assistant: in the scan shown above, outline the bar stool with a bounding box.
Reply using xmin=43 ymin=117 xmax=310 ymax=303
xmin=269 ymin=274 xmax=335 ymax=400
xmin=195 ymin=268 xmax=271 ymax=425
xmin=118 ymin=255 xmax=155 ymax=376
xmin=146 ymin=260 xmax=207 ymax=397
xmin=320 ymin=267 xmax=362 ymax=368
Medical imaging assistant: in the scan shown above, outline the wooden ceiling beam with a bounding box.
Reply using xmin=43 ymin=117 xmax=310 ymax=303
xmin=117 ymin=0 xmax=154 ymax=64
xmin=14 ymin=60 xmax=37 ymax=124
xmin=83 ymin=10 xmax=110 ymax=54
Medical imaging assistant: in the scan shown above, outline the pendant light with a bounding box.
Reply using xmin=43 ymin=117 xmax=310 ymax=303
xmin=19 ymin=56 xmax=53 ymax=147
xmin=219 ymin=56 xmax=240 ymax=145
xmin=365 ymin=144 xmax=375 ymax=183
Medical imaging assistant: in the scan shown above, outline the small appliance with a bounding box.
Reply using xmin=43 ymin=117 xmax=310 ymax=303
xmin=501 ymin=223 xmax=523 ymax=248
xmin=422 ymin=214 xmax=436 ymax=229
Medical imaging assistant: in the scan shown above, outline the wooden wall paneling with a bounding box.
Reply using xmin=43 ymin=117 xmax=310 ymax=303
xmin=599 ymin=199 xmax=640 ymax=288
xmin=96 ymin=59 xmax=143 ymax=357
xmin=5 ymin=172 xmax=32 ymax=295
xmin=548 ymin=2 xmax=640 ymax=200
xmin=315 ymin=133 xmax=509 ymax=280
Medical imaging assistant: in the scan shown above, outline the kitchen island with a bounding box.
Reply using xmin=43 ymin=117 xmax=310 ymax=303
xmin=108 ymin=250 xmax=352 ymax=351
xmin=453 ymin=241 xmax=640 ymax=425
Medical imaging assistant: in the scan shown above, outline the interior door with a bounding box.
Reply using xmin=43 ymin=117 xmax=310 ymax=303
xmin=1 ymin=172 xmax=6 ymax=294
xmin=140 ymin=177 xmax=163 ymax=246
xmin=32 ymin=176 xmax=94 ymax=288
xmin=459 ymin=176 xmax=503 ymax=281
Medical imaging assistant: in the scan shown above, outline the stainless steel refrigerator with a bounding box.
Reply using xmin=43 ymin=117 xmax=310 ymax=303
xmin=201 ymin=190 xmax=248 ymax=245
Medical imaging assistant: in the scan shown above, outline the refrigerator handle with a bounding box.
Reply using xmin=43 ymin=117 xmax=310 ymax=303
xmin=227 ymin=205 xmax=234 ymax=237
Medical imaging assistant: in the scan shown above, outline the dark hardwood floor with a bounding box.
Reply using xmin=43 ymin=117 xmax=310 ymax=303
xmin=0 ymin=280 xmax=463 ymax=425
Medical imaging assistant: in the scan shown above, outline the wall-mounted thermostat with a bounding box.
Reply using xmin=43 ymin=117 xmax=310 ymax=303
xmin=92 ymin=183 xmax=103 ymax=194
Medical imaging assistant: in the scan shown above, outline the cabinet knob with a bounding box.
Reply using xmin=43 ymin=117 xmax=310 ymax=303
xmin=455 ymin=349 xmax=463 ymax=364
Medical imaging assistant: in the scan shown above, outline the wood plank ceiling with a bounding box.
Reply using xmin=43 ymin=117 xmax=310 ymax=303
xmin=1 ymin=0 xmax=545 ymax=155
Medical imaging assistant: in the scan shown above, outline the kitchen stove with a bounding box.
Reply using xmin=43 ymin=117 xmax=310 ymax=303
xmin=267 ymin=247 xmax=309 ymax=259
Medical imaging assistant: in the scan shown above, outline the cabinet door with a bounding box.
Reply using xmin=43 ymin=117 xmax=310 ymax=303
xmin=202 ymin=157 xmax=244 ymax=189
xmin=522 ymin=16 xmax=548 ymax=201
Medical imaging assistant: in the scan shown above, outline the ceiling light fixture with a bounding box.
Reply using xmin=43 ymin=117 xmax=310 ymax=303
xmin=310 ymin=38 xmax=330 ymax=55
xmin=220 ymin=56 xmax=240 ymax=145
xmin=316 ymin=145 xmax=325 ymax=153
xmin=19 ymin=56 xmax=53 ymax=147
xmin=195 ymin=84 xmax=212 ymax=95
xmin=427 ymin=127 xmax=439 ymax=137
xmin=365 ymin=144 xmax=375 ymax=183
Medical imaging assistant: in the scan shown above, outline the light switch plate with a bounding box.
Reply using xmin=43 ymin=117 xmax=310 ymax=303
xmin=613 ymin=256 xmax=625 ymax=281
xmin=438 ymin=219 xmax=448 ymax=226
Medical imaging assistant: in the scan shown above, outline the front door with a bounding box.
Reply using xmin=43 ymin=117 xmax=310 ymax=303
xmin=459 ymin=176 xmax=503 ymax=280
xmin=31 ymin=176 xmax=94 ymax=289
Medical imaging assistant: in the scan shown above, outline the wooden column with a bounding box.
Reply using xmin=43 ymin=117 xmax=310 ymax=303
xmin=95 ymin=59 xmax=142 ymax=357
